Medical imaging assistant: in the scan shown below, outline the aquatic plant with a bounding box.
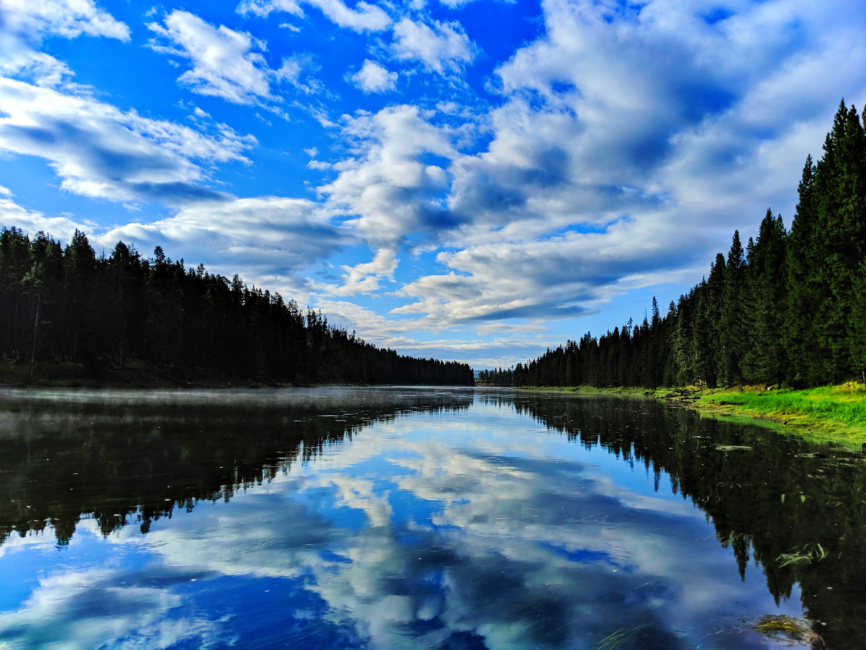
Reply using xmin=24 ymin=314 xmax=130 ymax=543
xmin=752 ymin=615 xmax=824 ymax=647
xmin=777 ymin=543 xmax=828 ymax=567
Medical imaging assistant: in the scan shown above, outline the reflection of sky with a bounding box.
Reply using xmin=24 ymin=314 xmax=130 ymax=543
xmin=0 ymin=396 xmax=804 ymax=649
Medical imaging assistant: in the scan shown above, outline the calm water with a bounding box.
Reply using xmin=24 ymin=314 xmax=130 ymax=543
xmin=0 ymin=387 xmax=863 ymax=649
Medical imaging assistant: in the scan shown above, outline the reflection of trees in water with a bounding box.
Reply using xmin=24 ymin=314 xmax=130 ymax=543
xmin=494 ymin=393 xmax=866 ymax=649
xmin=5 ymin=390 xmax=865 ymax=647
xmin=0 ymin=390 xmax=471 ymax=547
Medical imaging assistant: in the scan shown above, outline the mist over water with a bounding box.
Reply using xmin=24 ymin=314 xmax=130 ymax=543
xmin=0 ymin=387 xmax=862 ymax=649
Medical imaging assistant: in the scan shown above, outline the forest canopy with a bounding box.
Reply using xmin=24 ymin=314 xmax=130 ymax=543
xmin=0 ymin=230 xmax=474 ymax=386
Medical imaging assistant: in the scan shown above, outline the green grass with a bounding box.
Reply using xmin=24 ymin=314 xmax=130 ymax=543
xmin=700 ymin=383 xmax=866 ymax=449
xmin=515 ymin=382 xmax=866 ymax=449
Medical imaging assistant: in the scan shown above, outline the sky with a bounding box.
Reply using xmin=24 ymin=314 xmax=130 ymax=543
xmin=1 ymin=0 xmax=865 ymax=370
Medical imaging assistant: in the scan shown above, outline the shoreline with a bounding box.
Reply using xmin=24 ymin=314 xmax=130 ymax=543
xmin=514 ymin=383 xmax=866 ymax=450
xmin=5 ymin=365 xmax=864 ymax=450
xmin=0 ymin=364 xmax=474 ymax=391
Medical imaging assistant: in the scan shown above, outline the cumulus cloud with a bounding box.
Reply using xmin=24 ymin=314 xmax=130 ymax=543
xmin=101 ymin=196 xmax=345 ymax=295
xmin=393 ymin=227 xmax=704 ymax=325
xmin=323 ymin=248 xmax=398 ymax=295
xmin=147 ymin=10 xmax=316 ymax=108
xmin=349 ymin=60 xmax=397 ymax=94
xmin=391 ymin=18 xmax=477 ymax=74
xmin=358 ymin=0 xmax=866 ymax=332
xmin=1 ymin=0 xmax=130 ymax=41
xmin=0 ymin=0 xmax=129 ymax=88
xmin=318 ymin=105 xmax=458 ymax=287
xmin=0 ymin=77 xmax=255 ymax=203
xmin=238 ymin=0 xmax=391 ymax=33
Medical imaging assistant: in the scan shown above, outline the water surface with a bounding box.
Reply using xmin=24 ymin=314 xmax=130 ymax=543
xmin=0 ymin=387 xmax=863 ymax=648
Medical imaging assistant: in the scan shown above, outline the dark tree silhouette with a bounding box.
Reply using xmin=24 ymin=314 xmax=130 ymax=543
xmin=0 ymin=231 xmax=474 ymax=386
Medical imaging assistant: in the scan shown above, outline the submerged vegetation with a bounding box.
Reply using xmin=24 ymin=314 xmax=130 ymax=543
xmin=513 ymin=102 xmax=866 ymax=392
xmin=752 ymin=615 xmax=825 ymax=647
xmin=777 ymin=543 xmax=828 ymax=568
xmin=0 ymin=230 xmax=473 ymax=387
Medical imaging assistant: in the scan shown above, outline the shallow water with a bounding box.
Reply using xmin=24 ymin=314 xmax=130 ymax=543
xmin=0 ymin=387 xmax=863 ymax=649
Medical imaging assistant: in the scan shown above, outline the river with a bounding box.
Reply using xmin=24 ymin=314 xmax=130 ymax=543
xmin=0 ymin=387 xmax=862 ymax=648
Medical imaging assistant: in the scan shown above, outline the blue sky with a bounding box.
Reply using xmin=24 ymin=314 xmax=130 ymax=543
xmin=1 ymin=0 xmax=864 ymax=370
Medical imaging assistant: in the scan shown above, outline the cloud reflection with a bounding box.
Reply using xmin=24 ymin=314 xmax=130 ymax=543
xmin=0 ymin=400 xmax=799 ymax=649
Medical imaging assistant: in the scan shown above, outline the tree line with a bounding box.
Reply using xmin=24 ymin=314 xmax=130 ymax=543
xmin=514 ymin=100 xmax=866 ymax=389
xmin=0 ymin=230 xmax=474 ymax=385
xmin=476 ymin=367 xmax=513 ymax=386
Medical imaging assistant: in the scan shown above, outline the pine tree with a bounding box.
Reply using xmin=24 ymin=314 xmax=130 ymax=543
xmin=720 ymin=231 xmax=747 ymax=385
xmin=784 ymin=155 xmax=825 ymax=385
xmin=692 ymin=256 xmax=725 ymax=387
xmin=743 ymin=211 xmax=788 ymax=384
xmin=810 ymin=101 xmax=866 ymax=380
xmin=63 ymin=229 xmax=97 ymax=363
xmin=850 ymin=259 xmax=866 ymax=384
xmin=672 ymin=292 xmax=695 ymax=385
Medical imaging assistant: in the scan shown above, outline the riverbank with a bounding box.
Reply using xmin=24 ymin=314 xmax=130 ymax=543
xmin=0 ymin=363 xmax=472 ymax=390
xmin=514 ymin=383 xmax=866 ymax=450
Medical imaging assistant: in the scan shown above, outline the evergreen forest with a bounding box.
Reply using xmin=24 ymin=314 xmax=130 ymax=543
xmin=476 ymin=367 xmax=514 ymax=386
xmin=514 ymin=101 xmax=866 ymax=389
xmin=0 ymin=230 xmax=474 ymax=386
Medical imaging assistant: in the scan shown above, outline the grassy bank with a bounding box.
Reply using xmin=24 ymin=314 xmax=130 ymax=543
xmin=697 ymin=383 xmax=866 ymax=449
xmin=515 ymin=383 xmax=866 ymax=450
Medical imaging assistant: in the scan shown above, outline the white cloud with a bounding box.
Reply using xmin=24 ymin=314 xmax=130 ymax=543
xmin=0 ymin=185 xmax=92 ymax=241
xmin=365 ymin=0 xmax=866 ymax=333
xmin=0 ymin=77 xmax=256 ymax=203
xmin=322 ymin=248 xmax=398 ymax=296
xmin=1 ymin=0 xmax=130 ymax=41
xmin=101 ymin=196 xmax=345 ymax=297
xmin=391 ymin=18 xmax=476 ymax=74
xmin=0 ymin=43 xmax=74 ymax=87
xmin=147 ymin=10 xmax=316 ymax=108
xmin=238 ymin=0 xmax=391 ymax=32
xmin=392 ymin=225 xmax=705 ymax=325
xmin=307 ymin=158 xmax=331 ymax=170
xmin=0 ymin=0 xmax=129 ymax=88
xmin=319 ymin=105 xmax=457 ymax=253
xmin=312 ymin=298 xmax=557 ymax=366
xmin=350 ymin=60 xmax=397 ymax=94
